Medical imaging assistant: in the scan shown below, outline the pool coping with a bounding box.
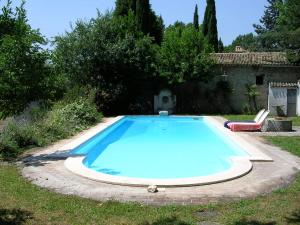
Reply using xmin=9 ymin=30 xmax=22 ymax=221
xmin=63 ymin=116 xmax=272 ymax=187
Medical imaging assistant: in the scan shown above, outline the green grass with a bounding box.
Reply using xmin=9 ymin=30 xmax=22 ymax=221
xmin=290 ymin=117 xmax=300 ymax=126
xmin=0 ymin=137 xmax=300 ymax=224
xmin=265 ymin=136 xmax=300 ymax=157
xmin=223 ymin=114 xmax=256 ymax=122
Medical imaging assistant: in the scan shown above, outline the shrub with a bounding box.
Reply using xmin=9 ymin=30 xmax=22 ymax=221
xmin=0 ymin=92 xmax=102 ymax=160
xmin=53 ymin=12 xmax=158 ymax=115
xmin=0 ymin=122 xmax=38 ymax=159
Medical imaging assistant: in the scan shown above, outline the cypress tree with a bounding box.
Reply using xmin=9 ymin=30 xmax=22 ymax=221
xmin=115 ymin=0 xmax=164 ymax=44
xmin=193 ymin=4 xmax=199 ymax=31
xmin=149 ymin=14 xmax=164 ymax=44
xmin=115 ymin=0 xmax=130 ymax=16
xmin=129 ymin=0 xmax=137 ymax=13
xmin=202 ymin=0 xmax=219 ymax=52
xmin=218 ymin=38 xmax=224 ymax=52
xmin=135 ymin=0 xmax=150 ymax=34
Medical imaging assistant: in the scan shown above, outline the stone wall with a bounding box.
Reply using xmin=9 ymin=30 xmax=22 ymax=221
xmin=216 ymin=65 xmax=300 ymax=113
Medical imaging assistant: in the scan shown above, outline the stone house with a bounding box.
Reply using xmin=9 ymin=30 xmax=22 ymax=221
xmin=212 ymin=52 xmax=300 ymax=116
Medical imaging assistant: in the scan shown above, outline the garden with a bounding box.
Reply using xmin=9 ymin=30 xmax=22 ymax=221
xmin=0 ymin=0 xmax=300 ymax=224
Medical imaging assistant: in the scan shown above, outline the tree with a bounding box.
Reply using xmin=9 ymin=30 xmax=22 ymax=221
xmin=277 ymin=0 xmax=300 ymax=63
xmin=159 ymin=23 xmax=214 ymax=84
xmin=193 ymin=4 xmax=199 ymax=31
xmin=114 ymin=0 xmax=164 ymax=44
xmin=114 ymin=0 xmax=131 ymax=16
xmin=252 ymin=0 xmax=283 ymax=51
xmin=53 ymin=13 xmax=158 ymax=115
xmin=135 ymin=0 xmax=150 ymax=34
xmin=253 ymin=0 xmax=283 ymax=34
xmin=202 ymin=0 xmax=218 ymax=52
xmin=225 ymin=33 xmax=261 ymax=52
xmin=0 ymin=0 xmax=59 ymax=118
xmin=218 ymin=38 xmax=224 ymax=52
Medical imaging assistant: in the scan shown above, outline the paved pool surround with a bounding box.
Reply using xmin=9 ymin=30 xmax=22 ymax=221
xmin=21 ymin=117 xmax=300 ymax=205
xmin=64 ymin=116 xmax=271 ymax=187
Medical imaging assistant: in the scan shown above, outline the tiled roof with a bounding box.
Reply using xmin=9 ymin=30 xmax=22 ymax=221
xmin=269 ymin=82 xmax=300 ymax=87
xmin=211 ymin=52 xmax=292 ymax=66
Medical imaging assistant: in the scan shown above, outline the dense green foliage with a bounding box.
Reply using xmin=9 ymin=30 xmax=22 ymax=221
xmin=277 ymin=0 xmax=300 ymax=63
xmin=115 ymin=0 xmax=136 ymax=16
xmin=225 ymin=33 xmax=261 ymax=52
xmin=159 ymin=22 xmax=214 ymax=84
xmin=0 ymin=1 xmax=63 ymax=118
xmin=114 ymin=0 xmax=164 ymax=44
xmin=254 ymin=0 xmax=283 ymax=34
xmin=0 ymin=88 xmax=102 ymax=160
xmin=253 ymin=0 xmax=284 ymax=51
xmin=53 ymin=13 xmax=160 ymax=115
xmin=202 ymin=0 xmax=218 ymax=52
xmin=193 ymin=4 xmax=199 ymax=31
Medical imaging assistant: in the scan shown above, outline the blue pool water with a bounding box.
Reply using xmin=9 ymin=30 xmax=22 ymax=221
xmin=71 ymin=116 xmax=248 ymax=179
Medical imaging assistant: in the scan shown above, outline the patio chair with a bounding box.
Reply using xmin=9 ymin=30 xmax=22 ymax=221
xmin=224 ymin=109 xmax=265 ymax=128
xmin=227 ymin=110 xmax=270 ymax=132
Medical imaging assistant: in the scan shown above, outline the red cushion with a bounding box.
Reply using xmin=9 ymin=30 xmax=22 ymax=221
xmin=228 ymin=123 xmax=262 ymax=132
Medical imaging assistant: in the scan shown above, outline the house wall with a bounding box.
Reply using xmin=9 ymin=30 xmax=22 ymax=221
xmin=216 ymin=65 xmax=300 ymax=113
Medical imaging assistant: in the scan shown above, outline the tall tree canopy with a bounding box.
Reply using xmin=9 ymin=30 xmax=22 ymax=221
xmin=53 ymin=13 xmax=158 ymax=115
xmin=159 ymin=22 xmax=214 ymax=84
xmin=193 ymin=4 xmax=199 ymax=31
xmin=277 ymin=0 xmax=300 ymax=62
xmin=114 ymin=0 xmax=164 ymax=44
xmin=253 ymin=0 xmax=283 ymax=34
xmin=225 ymin=33 xmax=261 ymax=52
xmin=202 ymin=0 xmax=218 ymax=52
xmin=0 ymin=0 xmax=59 ymax=118
xmin=218 ymin=38 xmax=224 ymax=52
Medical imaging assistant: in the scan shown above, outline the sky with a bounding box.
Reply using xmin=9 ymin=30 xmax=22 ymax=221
xmin=2 ymin=0 xmax=268 ymax=45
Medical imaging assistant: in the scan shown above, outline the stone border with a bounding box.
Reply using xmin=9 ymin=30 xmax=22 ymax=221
xmin=65 ymin=156 xmax=253 ymax=187
xmin=64 ymin=116 xmax=271 ymax=187
xmin=21 ymin=116 xmax=300 ymax=205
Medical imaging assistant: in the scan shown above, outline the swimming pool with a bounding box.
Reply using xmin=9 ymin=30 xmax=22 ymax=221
xmin=66 ymin=116 xmax=257 ymax=186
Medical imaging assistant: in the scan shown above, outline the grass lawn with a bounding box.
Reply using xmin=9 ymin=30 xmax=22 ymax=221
xmin=223 ymin=114 xmax=256 ymax=122
xmin=0 ymin=139 xmax=299 ymax=224
xmin=265 ymin=136 xmax=300 ymax=158
xmin=290 ymin=117 xmax=300 ymax=126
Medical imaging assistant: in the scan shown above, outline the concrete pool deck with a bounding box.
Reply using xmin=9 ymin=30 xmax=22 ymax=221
xmin=21 ymin=116 xmax=300 ymax=205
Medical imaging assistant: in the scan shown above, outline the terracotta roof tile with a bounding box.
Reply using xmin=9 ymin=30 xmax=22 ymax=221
xmin=211 ymin=52 xmax=292 ymax=66
xmin=269 ymin=82 xmax=300 ymax=87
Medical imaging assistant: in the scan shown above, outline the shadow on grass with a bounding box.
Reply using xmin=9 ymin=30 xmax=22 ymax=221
xmin=140 ymin=216 xmax=191 ymax=225
xmin=0 ymin=209 xmax=33 ymax=225
xmin=286 ymin=210 xmax=300 ymax=224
